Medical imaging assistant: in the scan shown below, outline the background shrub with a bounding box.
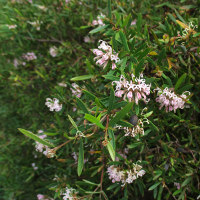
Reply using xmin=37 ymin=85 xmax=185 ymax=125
xmin=0 ymin=0 xmax=199 ymax=199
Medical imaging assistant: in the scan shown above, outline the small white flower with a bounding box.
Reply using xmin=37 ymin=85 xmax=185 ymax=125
xmin=58 ymin=82 xmax=67 ymax=87
xmin=49 ymin=46 xmax=58 ymax=57
xmin=45 ymin=98 xmax=62 ymax=112
xmin=62 ymin=187 xmax=75 ymax=200
xmin=6 ymin=24 xmax=17 ymax=29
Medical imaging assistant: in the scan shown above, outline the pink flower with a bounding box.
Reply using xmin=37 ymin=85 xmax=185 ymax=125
xmin=112 ymin=74 xmax=151 ymax=104
xmin=127 ymin=91 xmax=133 ymax=99
xmin=93 ymin=40 xmax=120 ymax=69
xmin=115 ymin=90 xmax=124 ymax=97
xmin=155 ymin=87 xmax=190 ymax=112
xmin=112 ymin=62 xmax=116 ymax=69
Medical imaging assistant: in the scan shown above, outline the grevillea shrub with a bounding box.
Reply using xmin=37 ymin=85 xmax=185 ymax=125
xmin=1 ymin=0 xmax=200 ymax=200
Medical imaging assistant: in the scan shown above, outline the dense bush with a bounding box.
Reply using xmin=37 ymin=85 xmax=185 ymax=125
xmin=0 ymin=0 xmax=200 ymax=200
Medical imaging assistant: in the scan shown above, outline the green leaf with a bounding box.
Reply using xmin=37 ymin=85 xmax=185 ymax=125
xmin=84 ymin=114 xmax=105 ymax=129
xmin=173 ymin=189 xmax=182 ymax=196
xmin=175 ymin=73 xmax=187 ymax=91
xmin=157 ymin=185 xmax=163 ymax=200
xmin=149 ymin=121 xmax=159 ymax=132
xmin=71 ymin=75 xmax=94 ymax=81
xmin=83 ymin=90 xmax=96 ymax=101
xmin=148 ymin=182 xmax=161 ymax=191
xmin=68 ymin=115 xmax=78 ymax=131
xmin=167 ymin=13 xmax=177 ymax=23
xmin=117 ymin=120 xmax=133 ymax=128
xmin=181 ymin=177 xmax=192 ymax=187
xmin=143 ymin=111 xmax=153 ymax=118
xmin=76 ymin=98 xmax=89 ymax=114
xmin=108 ymin=0 xmax=111 ymax=19
xmin=136 ymin=13 xmax=142 ymax=33
xmin=112 ymin=33 xmax=118 ymax=52
xmin=108 ymin=88 xmax=115 ymax=113
xmin=89 ymin=25 xmax=109 ymax=34
xmin=103 ymin=75 xmax=120 ymax=81
xmin=127 ymin=142 xmax=142 ymax=149
xmin=107 ymin=183 xmax=119 ymax=190
xmin=95 ymin=97 xmax=106 ymax=109
xmin=77 ymin=138 xmax=84 ymax=176
xmin=18 ymin=128 xmax=54 ymax=147
xmin=109 ymin=102 xmax=133 ymax=127
xmin=83 ymin=179 xmax=99 ymax=186
xmin=108 ymin=129 xmax=115 ymax=151
xmin=119 ymin=30 xmax=130 ymax=51
xmin=107 ymin=141 xmax=115 ymax=161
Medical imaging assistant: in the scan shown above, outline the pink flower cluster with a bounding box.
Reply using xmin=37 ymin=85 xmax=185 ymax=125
xmin=70 ymin=83 xmax=82 ymax=98
xmin=112 ymin=74 xmax=151 ymax=104
xmin=155 ymin=87 xmax=190 ymax=112
xmin=92 ymin=13 xmax=105 ymax=26
xmin=107 ymin=162 xmax=145 ymax=186
xmin=45 ymin=98 xmax=62 ymax=112
xmin=93 ymin=40 xmax=120 ymax=69
xmin=22 ymin=52 xmax=37 ymax=61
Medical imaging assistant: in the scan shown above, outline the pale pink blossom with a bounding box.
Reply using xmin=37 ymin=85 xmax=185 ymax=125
xmin=45 ymin=98 xmax=62 ymax=112
xmin=32 ymin=163 xmax=38 ymax=170
xmin=107 ymin=162 xmax=145 ymax=186
xmin=112 ymin=74 xmax=151 ymax=104
xmin=49 ymin=46 xmax=58 ymax=57
xmin=155 ymin=87 xmax=190 ymax=112
xmin=62 ymin=187 xmax=75 ymax=200
xmin=92 ymin=13 xmax=105 ymax=26
xmin=70 ymin=83 xmax=82 ymax=98
xmin=93 ymin=40 xmax=120 ymax=69
xmin=22 ymin=52 xmax=37 ymax=61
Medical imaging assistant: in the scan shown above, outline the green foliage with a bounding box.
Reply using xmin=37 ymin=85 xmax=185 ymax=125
xmin=0 ymin=0 xmax=200 ymax=199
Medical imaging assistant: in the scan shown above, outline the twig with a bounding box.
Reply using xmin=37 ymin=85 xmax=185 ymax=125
xmin=24 ymin=36 xmax=63 ymax=44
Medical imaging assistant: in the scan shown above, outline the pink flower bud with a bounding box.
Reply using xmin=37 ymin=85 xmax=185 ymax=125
xmin=112 ymin=62 xmax=116 ymax=70
xmin=137 ymin=92 xmax=142 ymax=100
xmin=115 ymin=90 xmax=124 ymax=97
xmin=127 ymin=91 xmax=133 ymax=99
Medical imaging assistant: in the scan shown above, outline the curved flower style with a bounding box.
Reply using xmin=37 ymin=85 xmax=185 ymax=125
xmin=112 ymin=74 xmax=151 ymax=104
xmin=93 ymin=40 xmax=120 ymax=69
xmin=107 ymin=162 xmax=145 ymax=186
xmin=155 ymin=87 xmax=190 ymax=112
xmin=45 ymin=98 xmax=62 ymax=112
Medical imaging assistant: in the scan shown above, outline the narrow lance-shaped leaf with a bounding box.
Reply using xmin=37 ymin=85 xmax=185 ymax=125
xmin=89 ymin=25 xmax=109 ymax=34
xmin=119 ymin=30 xmax=130 ymax=51
xmin=18 ymin=128 xmax=54 ymax=147
xmin=148 ymin=182 xmax=161 ymax=191
xmin=68 ymin=115 xmax=78 ymax=131
xmin=77 ymin=138 xmax=84 ymax=176
xmin=76 ymin=97 xmax=89 ymax=114
xmin=70 ymin=74 xmax=94 ymax=81
xmin=107 ymin=141 xmax=115 ymax=161
xmin=85 ymin=114 xmax=105 ymax=129
xmin=175 ymin=73 xmax=187 ymax=91
xmin=109 ymin=102 xmax=133 ymax=127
